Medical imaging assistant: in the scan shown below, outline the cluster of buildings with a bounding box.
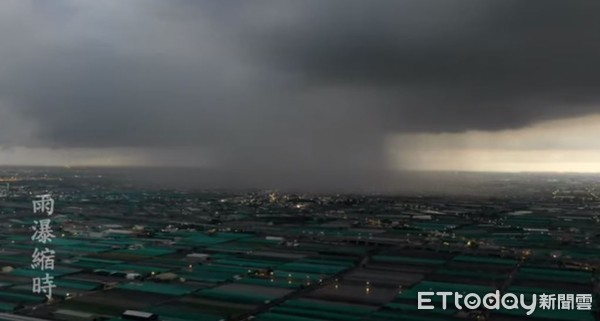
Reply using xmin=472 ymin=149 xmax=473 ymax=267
xmin=0 ymin=168 xmax=597 ymax=320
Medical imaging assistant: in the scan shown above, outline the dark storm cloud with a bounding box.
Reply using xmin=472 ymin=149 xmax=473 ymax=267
xmin=239 ymin=0 xmax=600 ymax=131
xmin=0 ymin=0 xmax=600 ymax=182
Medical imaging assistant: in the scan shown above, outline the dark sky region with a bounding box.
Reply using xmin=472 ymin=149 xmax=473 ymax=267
xmin=1 ymin=1 xmax=600 ymax=190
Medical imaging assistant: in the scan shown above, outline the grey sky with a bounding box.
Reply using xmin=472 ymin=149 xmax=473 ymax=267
xmin=1 ymin=1 xmax=600 ymax=186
